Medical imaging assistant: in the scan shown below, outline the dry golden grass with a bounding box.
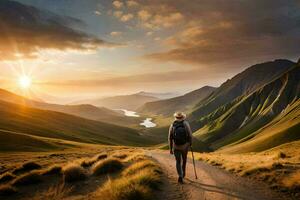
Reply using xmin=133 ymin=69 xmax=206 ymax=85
xmin=80 ymin=153 xmax=108 ymax=168
xmin=32 ymin=183 xmax=72 ymax=200
xmin=93 ymin=164 xmax=162 ymax=200
xmin=12 ymin=161 xmax=41 ymax=174
xmin=193 ymin=141 xmax=300 ymax=197
xmin=12 ymin=171 xmax=43 ymax=186
xmin=0 ymin=172 xmax=16 ymax=183
xmin=283 ymin=171 xmax=300 ymax=188
xmin=40 ymin=165 xmax=62 ymax=176
xmin=122 ymin=160 xmax=161 ymax=176
xmin=0 ymin=184 xmax=17 ymax=196
xmin=0 ymin=148 xmax=163 ymax=199
xmin=112 ymin=153 xmax=128 ymax=159
xmin=62 ymin=163 xmax=87 ymax=182
xmin=92 ymin=158 xmax=123 ymax=176
xmin=124 ymin=154 xmax=148 ymax=162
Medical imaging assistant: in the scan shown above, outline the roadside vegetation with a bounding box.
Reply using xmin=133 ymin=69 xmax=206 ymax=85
xmin=0 ymin=149 xmax=162 ymax=200
xmin=194 ymin=140 xmax=300 ymax=198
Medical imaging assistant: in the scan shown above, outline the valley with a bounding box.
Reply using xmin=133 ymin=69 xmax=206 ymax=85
xmin=0 ymin=59 xmax=299 ymax=200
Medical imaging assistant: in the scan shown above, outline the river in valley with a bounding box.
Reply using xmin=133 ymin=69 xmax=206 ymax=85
xmin=116 ymin=109 xmax=157 ymax=128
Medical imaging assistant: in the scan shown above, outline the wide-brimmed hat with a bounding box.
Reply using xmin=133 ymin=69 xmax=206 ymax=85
xmin=174 ymin=112 xmax=186 ymax=119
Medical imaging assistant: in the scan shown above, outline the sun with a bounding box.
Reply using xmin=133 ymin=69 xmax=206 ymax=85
xmin=18 ymin=75 xmax=32 ymax=89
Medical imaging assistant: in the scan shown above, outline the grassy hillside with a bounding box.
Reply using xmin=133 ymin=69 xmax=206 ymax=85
xmin=0 ymin=100 xmax=157 ymax=148
xmin=194 ymin=64 xmax=300 ymax=151
xmin=0 ymin=129 xmax=84 ymax=152
xmin=190 ymin=59 xmax=295 ymax=123
xmin=0 ymin=88 xmax=140 ymax=127
xmin=138 ymin=86 xmax=216 ymax=116
xmin=219 ymin=99 xmax=300 ymax=153
xmin=74 ymin=93 xmax=159 ymax=111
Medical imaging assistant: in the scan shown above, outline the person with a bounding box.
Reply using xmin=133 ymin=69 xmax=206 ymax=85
xmin=168 ymin=112 xmax=193 ymax=184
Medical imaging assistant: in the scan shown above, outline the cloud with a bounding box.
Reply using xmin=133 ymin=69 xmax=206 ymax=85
xmin=110 ymin=31 xmax=123 ymax=37
xmin=127 ymin=0 xmax=139 ymax=7
xmin=120 ymin=13 xmax=134 ymax=22
xmin=94 ymin=10 xmax=101 ymax=15
xmin=138 ymin=10 xmax=151 ymax=21
xmin=38 ymin=67 xmax=228 ymax=88
xmin=113 ymin=11 xmax=124 ymax=18
xmin=113 ymin=1 xmax=124 ymax=9
xmin=140 ymin=0 xmax=300 ymax=65
xmin=0 ymin=1 xmax=116 ymax=60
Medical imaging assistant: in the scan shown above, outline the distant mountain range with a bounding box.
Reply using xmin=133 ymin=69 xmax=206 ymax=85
xmin=73 ymin=93 xmax=160 ymax=111
xmin=0 ymin=89 xmax=140 ymax=127
xmin=138 ymin=86 xmax=216 ymax=116
xmin=136 ymin=91 xmax=179 ymax=99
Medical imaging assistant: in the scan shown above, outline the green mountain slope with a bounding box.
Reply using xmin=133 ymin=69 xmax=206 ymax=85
xmin=219 ymin=99 xmax=300 ymax=153
xmin=190 ymin=60 xmax=296 ymax=123
xmin=138 ymin=86 xmax=216 ymax=116
xmin=194 ymin=64 xmax=300 ymax=151
xmin=0 ymin=100 xmax=156 ymax=147
xmin=0 ymin=88 xmax=140 ymax=127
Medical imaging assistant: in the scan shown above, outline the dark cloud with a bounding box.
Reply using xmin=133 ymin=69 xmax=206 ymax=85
xmin=140 ymin=0 xmax=300 ymax=64
xmin=0 ymin=0 xmax=115 ymax=60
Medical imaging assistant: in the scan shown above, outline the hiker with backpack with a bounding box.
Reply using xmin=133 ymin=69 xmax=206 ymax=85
xmin=169 ymin=112 xmax=193 ymax=183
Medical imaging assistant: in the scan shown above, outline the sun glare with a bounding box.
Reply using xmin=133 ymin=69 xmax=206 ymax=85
xmin=18 ymin=76 xmax=32 ymax=89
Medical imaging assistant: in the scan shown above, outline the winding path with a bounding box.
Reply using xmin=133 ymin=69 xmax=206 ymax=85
xmin=148 ymin=151 xmax=286 ymax=200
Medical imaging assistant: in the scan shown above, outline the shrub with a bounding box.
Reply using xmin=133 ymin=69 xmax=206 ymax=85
xmin=94 ymin=167 xmax=161 ymax=200
xmin=62 ymin=163 xmax=86 ymax=182
xmin=125 ymin=154 xmax=148 ymax=162
xmin=113 ymin=154 xmax=128 ymax=159
xmin=41 ymin=165 xmax=62 ymax=176
xmin=0 ymin=185 xmax=17 ymax=196
xmin=122 ymin=160 xmax=160 ymax=176
xmin=0 ymin=172 xmax=16 ymax=183
xmin=276 ymin=151 xmax=287 ymax=159
xmin=92 ymin=158 xmax=123 ymax=176
xmin=12 ymin=171 xmax=42 ymax=186
xmin=13 ymin=161 xmax=41 ymax=174
xmin=96 ymin=153 xmax=108 ymax=160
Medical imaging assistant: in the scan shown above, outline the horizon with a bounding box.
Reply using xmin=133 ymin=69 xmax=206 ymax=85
xmin=0 ymin=0 xmax=300 ymax=103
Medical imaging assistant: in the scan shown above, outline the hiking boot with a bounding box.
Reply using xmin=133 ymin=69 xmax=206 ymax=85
xmin=178 ymin=177 xmax=183 ymax=184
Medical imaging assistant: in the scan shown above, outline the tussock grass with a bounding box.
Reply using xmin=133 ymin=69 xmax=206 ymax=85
xmin=32 ymin=183 xmax=72 ymax=200
xmin=12 ymin=171 xmax=42 ymax=186
xmin=62 ymin=163 xmax=87 ymax=182
xmin=41 ymin=165 xmax=62 ymax=176
xmin=276 ymin=151 xmax=287 ymax=159
xmin=94 ymin=168 xmax=161 ymax=200
xmin=113 ymin=154 xmax=128 ymax=159
xmin=92 ymin=158 xmax=123 ymax=176
xmin=241 ymin=162 xmax=283 ymax=176
xmin=283 ymin=171 xmax=300 ymax=187
xmin=81 ymin=153 xmax=108 ymax=168
xmin=0 ymin=172 xmax=16 ymax=183
xmin=13 ymin=161 xmax=41 ymax=174
xmin=0 ymin=185 xmax=17 ymax=196
xmin=122 ymin=160 xmax=161 ymax=176
xmin=125 ymin=154 xmax=148 ymax=162
xmin=96 ymin=153 xmax=108 ymax=160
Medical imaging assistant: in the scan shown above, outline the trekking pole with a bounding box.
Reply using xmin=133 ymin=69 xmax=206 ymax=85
xmin=190 ymin=146 xmax=198 ymax=179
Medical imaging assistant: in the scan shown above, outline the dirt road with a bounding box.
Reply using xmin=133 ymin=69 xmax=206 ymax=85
xmin=149 ymin=151 xmax=286 ymax=200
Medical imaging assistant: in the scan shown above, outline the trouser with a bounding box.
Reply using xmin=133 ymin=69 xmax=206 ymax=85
xmin=174 ymin=149 xmax=188 ymax=178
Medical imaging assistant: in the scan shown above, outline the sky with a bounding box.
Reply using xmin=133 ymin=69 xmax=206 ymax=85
xmin=0 ymin=0 xmax=299 ymax=101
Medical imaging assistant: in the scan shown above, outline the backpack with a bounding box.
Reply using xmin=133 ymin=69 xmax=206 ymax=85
xmin=172 ymin=120 xmax=188 ymax=145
